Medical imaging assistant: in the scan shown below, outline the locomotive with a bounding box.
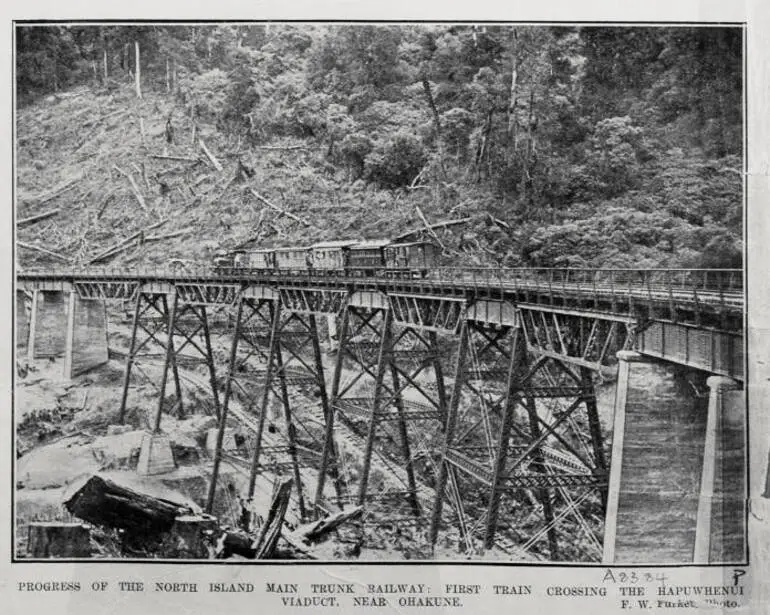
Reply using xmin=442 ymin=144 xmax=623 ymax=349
xmin=213 ymin=238 xmax=439 ymax=277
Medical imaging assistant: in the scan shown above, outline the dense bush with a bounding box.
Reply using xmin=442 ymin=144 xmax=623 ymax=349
xmin=364 ymin=132 xmax=427 ymax=188
xmin=181 ymin=69 xmax=229 ymax=121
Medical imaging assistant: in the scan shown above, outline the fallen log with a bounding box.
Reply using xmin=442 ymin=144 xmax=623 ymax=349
xmin=392 ymin=215 xmax=474 ymax=242
xmin=213 ymin=174 xmax=236 ymax=202
xmin=24 ymin=175 xmax=81 ymax=206
xmin=248 ymin=188 xmax=309 ymax=227
xmin=113 ymin=165 xmax=147 ymax=210
xmin=253 ymin=145 xmax=311 ymax=151
xmin=253 ymin=478 xmax=293 ymax=559
xmin=89 ymin=230 xmax=144 ymax=264
xmin=408 ymin=165 xmax=427 ymax=189
xmin=232 ymin=214 xmax=266 ymax=250
xmin=63 ymin=474 xmax=194 ymax=536
xmin=77 ymin=188 xmax=93 ymax=206
xmin=17 ymin=208 xmax=60 ymax=227
xmin=415 ymin=205 xmax=446 ymax=251
xmin=150 ymin=154 xmax=200 ymax=163
xmin=17 ymin=241 xmax=70 ymax=262
xmin=199 ymin=138 xmax=223 ymax=171
xmin=280 ymin=529 xmax=318 ymax=559
xmin=287 ymin=506 xmax=363 ymax=544
xmin=82 ymin=109 xmax=126 ymax=128
xmin=144 ymin=229 xmax=189 ymax=242
xmin=89 ymin=219 xmax=168 ymax=264
xmin=487 ymin=213 xmax=511 ymax=231
xmin=96 ymin=189 xmax=115 ymax=218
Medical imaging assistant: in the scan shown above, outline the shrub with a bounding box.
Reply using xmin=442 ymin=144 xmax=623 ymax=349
xmin=364 ymin=132 xmax=427 ymax=188
xmin=181 ymin=69 xmax=230 ymax=122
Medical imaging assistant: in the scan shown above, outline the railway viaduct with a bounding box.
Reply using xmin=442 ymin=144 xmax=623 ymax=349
xmin=15 ymin=266 xmax=745 ymax=563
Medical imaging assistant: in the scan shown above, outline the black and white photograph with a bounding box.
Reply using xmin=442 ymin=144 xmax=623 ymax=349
xmin=13 ymin=22 xmax=747 ymax=567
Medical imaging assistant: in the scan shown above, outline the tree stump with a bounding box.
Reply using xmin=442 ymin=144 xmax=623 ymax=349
xmin=160 ymin=514 xmax=219 ymax=559
xmin=27 ymin=522 xmax=91 ymax=558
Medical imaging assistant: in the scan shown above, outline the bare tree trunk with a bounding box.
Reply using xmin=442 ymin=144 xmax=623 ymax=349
xmin=507 ymin=29 xmax=519 ymax=145
xmin=134 ymin=41 xmax=142 ymax=99
xmin=52 ymin=37 xmax=59 ymax=92
xmin=421 ymin=75 xmax=447 ymax=179
xmin=475 ymin=109 xmax=494 ymax=183
xmin=165 ymin=58 xmax=170 ymax=93
xmin=103 ymin=48 xmax=108 ymax=80
xmin=521 ymin=90 xmax=537 ymax=204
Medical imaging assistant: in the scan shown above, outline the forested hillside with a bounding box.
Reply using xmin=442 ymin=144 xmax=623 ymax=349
xmin=15 ymin=24 xmax=743 ymax=269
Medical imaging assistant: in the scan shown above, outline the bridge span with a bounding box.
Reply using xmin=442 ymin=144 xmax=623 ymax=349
xmin=15 ymin=266 xmax=746 ymax=562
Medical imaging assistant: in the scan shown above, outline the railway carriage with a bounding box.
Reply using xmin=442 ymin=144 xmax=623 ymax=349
xmin=383 ymin=240 xmax=438 ymax=277
xmin=274 ymin=246 xmax=311 ymax=271
xmin=310 ymin=240 xmax=359 ymax=273
xmin=241 ymin=248 xmax=275 ymax=271
xmin=347 ymin=239 xmax=390 ymax=275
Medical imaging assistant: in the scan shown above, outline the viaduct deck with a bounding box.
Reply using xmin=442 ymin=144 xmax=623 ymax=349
xmin=17 ymin=266 xmax=745 ymax=380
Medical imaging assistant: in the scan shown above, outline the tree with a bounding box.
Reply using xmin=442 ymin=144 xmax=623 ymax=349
xmin=365 ymin=131 xmax=427 ymax=188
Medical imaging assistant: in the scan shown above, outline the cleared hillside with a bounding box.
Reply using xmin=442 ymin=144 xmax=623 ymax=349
xmin=16 ymin=83 xmax=508 ymax=271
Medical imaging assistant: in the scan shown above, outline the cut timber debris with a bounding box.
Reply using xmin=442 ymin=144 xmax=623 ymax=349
xmin=216 ymin=530 xmax=257 ymax=559
xmin=253 ymin=145 xmax=311 ymax=151
xmin=287 ymin=506 xmax=363 ymax=545
xmin=487 ymin=213 xmax=512 ymax=231
xmin=63 ymin=474 xmax=194 ymax=536
xmin=415 ymin=205 xmax=446 ymax=251
xmin=23 ymin=174 xmax=82 ymax=206
xmin=199 ymin=139 xmax=223 ymax=171
xmin=279 ymin=529 xmax=317 ymax=560
xmin=393 ymin=215 xmax=474 ymax=242
xmin=88 ymin=219 xmax=167 ymax=264
xmin=144 ymin=229 xmax=189 ymax=242
xmin=17 ymin=208 xmax=60 ymax=227
xmin=82 ymin=109 xmax=126 ymax=128
xmin=248 ymin=188 xmax=309 ymax=227
xmin=233 ymin=211 xmax=266 ymax=250
xmin=252 ymin=478 xmax=293 ymax=559
xmin=89 ymin=230 xmax=144 ymax=264
xmin=150 ymin=154 xmax=200 ymax=163
xmin=96 ymin=189 xmax=116 ymax=218
xmin=18 ymin=241 xmax=70 ymax=262
xmin=113 ymin=165 xmax=147 ymax=210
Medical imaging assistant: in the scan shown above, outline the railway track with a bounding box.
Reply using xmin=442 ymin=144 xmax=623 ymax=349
xmin=18 ymin=267 xmax=743 ymax=314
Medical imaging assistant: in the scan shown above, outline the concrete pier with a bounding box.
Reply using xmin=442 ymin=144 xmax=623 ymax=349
xmin=23 ymin=290 xmax=109 ymax=379
xmin=694 ymin=375 xmax=745 ymax=563
xmin=604 ymin=351 xmax=710 ymax=563
xmin=27 ymin=290 xmax=67 ymax=361
xmin=16 ymin=290 xmax=31 ymax=352
xmin=137 ymin=432 xmax=176 ymax=475
xmin=63 ymin=294 xmax=109 ymax=379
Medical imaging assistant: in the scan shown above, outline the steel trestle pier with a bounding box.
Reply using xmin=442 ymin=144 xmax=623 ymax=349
xmin=16 ymin=266 xmax=745 ymax=561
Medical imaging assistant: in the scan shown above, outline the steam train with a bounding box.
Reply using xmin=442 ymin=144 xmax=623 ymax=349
xmin=213 ymin=238 xmax=439 ymax=277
